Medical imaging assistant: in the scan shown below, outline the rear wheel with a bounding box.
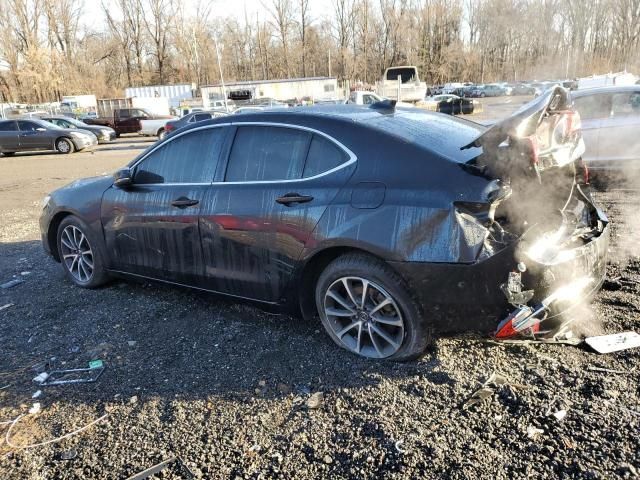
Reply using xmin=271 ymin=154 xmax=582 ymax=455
xmin=158 ymin=129 xmax=166 ymax=140
xmin=57 ymin=216 xmax=109 ymax=288
xmin=55 ymin=137 xmax=75 ymax=154
xmin=1 ymin=152 xmax=15 ymax=157
xmin=315 ymin=254 xmax=430 ymax=361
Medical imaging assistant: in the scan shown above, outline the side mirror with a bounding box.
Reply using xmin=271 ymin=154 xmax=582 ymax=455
xmin=113 ymin=168 xmax=133 ymax=188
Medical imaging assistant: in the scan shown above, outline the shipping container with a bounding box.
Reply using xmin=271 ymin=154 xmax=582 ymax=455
xmin=124 ymin=84 xmax=195 ymax=108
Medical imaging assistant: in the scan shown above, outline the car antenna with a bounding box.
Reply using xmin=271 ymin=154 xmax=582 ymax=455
xmin=370 ymin=99 xmax=397 ymax=111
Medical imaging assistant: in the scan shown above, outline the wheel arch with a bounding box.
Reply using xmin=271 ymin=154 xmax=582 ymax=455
xmin=156 ymin=127 xmax=165 ymax=136
xmin=47 ymin=211 xmax=73 ymax=261
xmin=55 ymin=135 xmax=75 ymax=149
xmin=296 ymin=245 xmax=406 ymax=322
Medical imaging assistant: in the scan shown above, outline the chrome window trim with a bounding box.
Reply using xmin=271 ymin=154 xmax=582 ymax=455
xmin=130 ymin=121 xmax=357 ymax=187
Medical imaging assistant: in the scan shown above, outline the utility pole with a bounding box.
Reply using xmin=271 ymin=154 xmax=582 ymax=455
xmin=214 ymin=35 xmax=228 ymax=112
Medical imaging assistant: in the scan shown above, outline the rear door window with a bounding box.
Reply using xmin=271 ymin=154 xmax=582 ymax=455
xmin=0 ymin=121 xmax=17 ymax=131
xmin=193 ymin=113 xmax=212 ymax=122
xmin=303 ymin=135 xmax=349 ymax=178
xmin=573 ymin=94 xmax=611 ymax=120
xmin=134 ymin=128 xmax=225 ymax=184
xmin=225 ymin=126 xmax=311 ymax=182
xmin=611 ymin=92 xmax=640 ymax=117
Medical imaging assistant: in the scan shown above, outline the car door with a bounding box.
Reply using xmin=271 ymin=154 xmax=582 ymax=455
xmin=198 ymin=124 xmax=356 ymax=303
xmin=572 ymin=93 xmax=612 ymax=166
xmin=596 ymin=91 xmax=640 ymax=165
xmin=17 ymin=120 xmax=53 ymax=150
xmin=101 ymin=125 xmax=228 ymax=285
xmin=0 ymin=120 xmax=19 ymax=152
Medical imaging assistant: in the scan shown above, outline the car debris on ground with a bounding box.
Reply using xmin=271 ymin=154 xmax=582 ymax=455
xmin=585 ymin=331 xmax=640 ymax=354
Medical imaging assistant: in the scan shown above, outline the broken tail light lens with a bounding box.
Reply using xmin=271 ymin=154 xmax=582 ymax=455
xmin=565 ymin=110 xmax=582 ymax=135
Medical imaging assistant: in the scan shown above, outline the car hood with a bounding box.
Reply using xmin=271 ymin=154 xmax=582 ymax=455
xmin=51 ymin=175 xmax=113 ymax=202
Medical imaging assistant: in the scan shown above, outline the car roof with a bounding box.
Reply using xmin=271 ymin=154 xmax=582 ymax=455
xmin=571 ymin=85 xmax=640 ymax=97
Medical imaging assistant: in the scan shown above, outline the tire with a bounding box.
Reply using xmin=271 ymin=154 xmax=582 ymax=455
xmin=158 ymin=129 xmax=166 ymax=140
xmin=57 ymin=215 xmax=109 ymax=288
xmin=315 ymin=253 xmax=431 ymax=361
xmin=55 ymin=137 xmax=75 ymax=154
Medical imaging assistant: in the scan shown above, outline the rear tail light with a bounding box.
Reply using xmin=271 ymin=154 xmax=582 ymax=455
xmin=525 ymin=135 xmax=539 ymax=166
xmin=565 ymin=110 xmax=581 ymax=134
xmin=165 ymin=124 xmax=175 ymax=132
xmin=580 ymin=158 xmax=590 ymax=184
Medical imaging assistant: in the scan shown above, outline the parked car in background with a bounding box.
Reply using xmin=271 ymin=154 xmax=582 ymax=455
xmin=571 ymin=85 xmax=640 ymax=173
xmin=348 ymin=91 xmax=413 ymax=108
xmin=208 ymin=99 xmax=236 ymax=112
xmin=422 ymin=95 xmax=475 ymax=115
xmin=39 ymin=89 xmax=608 ymax=359
xmin=512 ymin=83 xmax=536 ymax=95
xmin=482 ymin=84 xmax=506 ymax=96
xmin=164 ymin=111 xmax=228 ymax=137
xmin=0 ymin=118 xmax=97 ymax=155
xmin=85 ymin=106 xmax=174 ymax=137
xmin=39 ymin=115 xmax=116 ymax=143
xmin=138 ymin=114 xmax=179 ymax=140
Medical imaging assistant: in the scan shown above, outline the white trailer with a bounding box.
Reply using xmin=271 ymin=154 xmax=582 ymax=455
xmin=125 ymin=84 xmax=195 ymax=108
xmin=61 ymin=95 xmax=98 ymax=110
xmin=200 ymin=77 xmax=338 ymax=107
xmin=376 ymin=66 xmax=427 ymax=103
xmin=578 ymin=71 xmax=638 ymax=90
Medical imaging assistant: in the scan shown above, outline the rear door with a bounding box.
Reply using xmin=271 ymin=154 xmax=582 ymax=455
xmin=101 ymin=125 xmax=228 ymax=284
xmin=198 ymin=124 xmax=356 ymax=302
xmin=596 ymin=90 xmax=640 ymax=165
xmin=572 ymin=93 xmax=612 ymax=165
xmin=17 ymin=120 xmax=53 ymax=150
xmin=0 ymin=120 xmax=19 ymax=152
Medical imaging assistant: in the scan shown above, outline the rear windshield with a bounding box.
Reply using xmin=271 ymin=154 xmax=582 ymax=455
xmin=366 ymin=110 xmax=484 ymax=162
xmin=385 ymin=68 xmax=417 ymax=83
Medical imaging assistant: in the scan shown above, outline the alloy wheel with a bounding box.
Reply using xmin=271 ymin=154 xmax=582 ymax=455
xmin=60 ymin=225 xmax=94 ymax=283
xmin=323 ymin=276 xmax=405 ymax=358
xmin=57 ymin=139 xmax=71 ymax=153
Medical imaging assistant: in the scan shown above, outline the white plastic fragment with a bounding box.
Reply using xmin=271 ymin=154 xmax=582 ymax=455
xmin=553 ymin=409 xmax=567 ymax=421
xmin=32 ymin=390 xmax=42 ymax=399
xmin=395 ymin=440 xmax=406 ymax=453
xmin=33 ymin=372 xmax=49 ymax=384
xmin=29 ymin=403 xmax=41 ymax=414
xmin=0 ymin=303 xmax=14 ymax=311
xmin=527 ymin=425 xmax=544 ymax=439
xmin=585 ymin=332 xmax=640 ymax=354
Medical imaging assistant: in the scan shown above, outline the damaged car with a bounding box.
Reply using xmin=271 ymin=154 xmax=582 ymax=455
xmin=40 ymin=87 xmax=609 ymax=360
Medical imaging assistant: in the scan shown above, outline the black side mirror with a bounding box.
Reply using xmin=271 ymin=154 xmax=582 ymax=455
xmin=113 ymin=168 xmax=133 ymax=188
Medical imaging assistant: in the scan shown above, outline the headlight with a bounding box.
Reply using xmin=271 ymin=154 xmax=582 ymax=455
xmin=100 ymin=129 xmax=111 ymax=136
xmin=69 ymin=131 xmax=90 ymax=139
xmin=41 ymin=195 xmax=51 ymax=208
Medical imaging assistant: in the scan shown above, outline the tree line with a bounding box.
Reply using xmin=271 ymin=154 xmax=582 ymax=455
xmin=0 ymin=0 xmax=639 ymax=103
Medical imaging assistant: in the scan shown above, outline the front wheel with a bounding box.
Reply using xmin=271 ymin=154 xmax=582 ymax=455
xmin=56 ymin=138 xmax=75 ymax=154
xmin=315 ymin=254 xmax=430 ymax=361
xmin=57 ymin=216 xmax=109 ymax=288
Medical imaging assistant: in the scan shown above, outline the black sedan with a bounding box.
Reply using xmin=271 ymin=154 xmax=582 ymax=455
xmin=40 ymin=115 xmax=116 ymax=143
xmin=40 ymin=90 xmax=609 ymax=360
xmin=0 ymin=118 xmax=98 ymax=156
xmin=164 ymin=111 xmax=227 ymax=137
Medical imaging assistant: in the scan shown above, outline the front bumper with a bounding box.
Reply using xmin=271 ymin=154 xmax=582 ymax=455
xmin=98 ymin=131 xmax=117 ymax=143
xmin=389 ymin=213 xmax=610 ymax=334
xmin=72 ymin=136 xmax=99 ymax=150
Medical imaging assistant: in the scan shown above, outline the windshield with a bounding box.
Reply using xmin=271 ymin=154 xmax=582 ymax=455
xmin=37 ymin=119 xmax=63 ymax=130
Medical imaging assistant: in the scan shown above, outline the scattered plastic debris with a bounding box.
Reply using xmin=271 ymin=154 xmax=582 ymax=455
xmin=60 ymin=449 xmax=78 ymax=460
xmin=585 ymin=332 xmax=640 ymax=354
xmin=587 ymin=366 xmax=631 ymax=375
xmin=527 ymin=425 xmax=544 ymax=439
xmin=307 ymin=392 xmax=324 ymax=409
xmin=28 ymin=403 xmax=41 ymax=414
xmin=463 ymin=372 xmax=509 ymax=409
xmin=124 ymin=456 xmax=194 ymax=480
xmin=127 ymin=341 xmax=137 ymax=347
xmin=33 ymin=372 xmax=49 ymax=384
xmin=40 ymin=360 xmax=105 ymax=386
xmin=395 ymin=440 xmax=406 ymax=454
xmin=32 ymin=390 xmax=42 ymax=399
xmin=0 ymin=303 xmax=14 ymax=311
xmin=552 ymin=409 xmax=568 ymax=421
xmin=20 ymin=271 xmax=31 ymax=276
xmin=0 ymin=279 xmax=24 ymax=289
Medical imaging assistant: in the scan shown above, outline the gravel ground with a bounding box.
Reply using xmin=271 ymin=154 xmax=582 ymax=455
xmin=0 ymin=138 xmax=639 ymax=479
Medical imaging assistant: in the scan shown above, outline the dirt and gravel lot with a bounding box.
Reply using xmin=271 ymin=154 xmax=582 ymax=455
xmin=0 ymin=129 xmax=639 ymax=479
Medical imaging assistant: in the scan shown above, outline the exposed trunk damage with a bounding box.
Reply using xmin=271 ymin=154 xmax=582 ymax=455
xmin=461 ymin=86 xmax=610 ymax=339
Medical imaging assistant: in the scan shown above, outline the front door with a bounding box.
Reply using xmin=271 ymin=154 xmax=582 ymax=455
xmin=573 ymin=93 xmax=612 ymax=166
xmin=199 ymin=124 xmax=356 ymax=303
xmin=101 ymin=126 xmax=228 ymax=284
xmin=17 ymin=120 xmax=52 ymax=150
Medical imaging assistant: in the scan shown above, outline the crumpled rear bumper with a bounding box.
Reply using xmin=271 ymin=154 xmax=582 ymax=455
xmin=388 ymin=210 xmax=610 ymax=334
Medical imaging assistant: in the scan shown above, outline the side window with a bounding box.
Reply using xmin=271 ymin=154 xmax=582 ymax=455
xmin=611 ymin=92 xmax=640 ymax=117
xmin=573 ymin=95 xmax=611 ymax=120
xmin=349 ymin=92 xmax=357 ymax=103
xmin=0 ymin=121 xmax=17 ymax=131
xmin=362 ymin=95 xmax=376 ymax=105
xmin=193 ymin=113 xmax=212 ymax=122
xmin=303 ymin=135 xmax=349 ymax=178
xmin=225 ymin=126 xmax=311 ymax=182
xmin=134 ymin=128 xmax=225 ymax=184
xmin=17 ymin=121 xmax=39 ymax=131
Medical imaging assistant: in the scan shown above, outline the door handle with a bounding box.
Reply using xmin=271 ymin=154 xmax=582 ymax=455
xmin=171 ymin=197 xmax=199 ymax=208
xmin=275 ymin=193 xmax=314 ymax=206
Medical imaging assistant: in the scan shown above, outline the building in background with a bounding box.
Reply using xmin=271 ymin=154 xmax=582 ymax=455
xmin=200 ymin=77 xmax=338 ymax=108
xmin=124 ymin=83 xmax=196 ymax=108
xmin=578 ymin=71 xmax=638 ymax=90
